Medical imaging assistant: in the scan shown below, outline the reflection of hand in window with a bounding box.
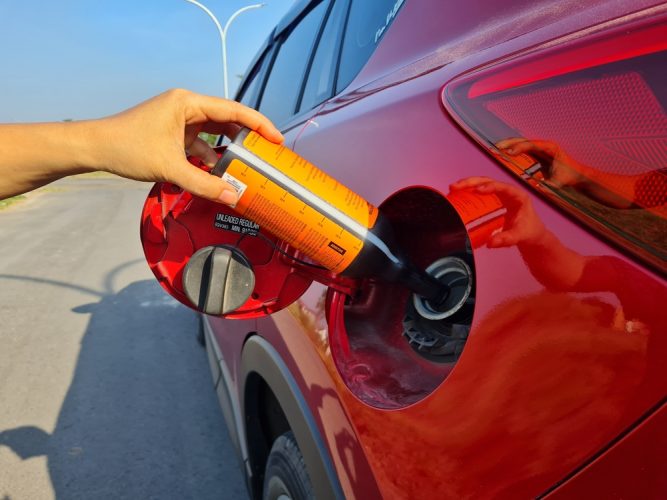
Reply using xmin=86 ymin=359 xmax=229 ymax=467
xmin=496 ymin=137 xmax=651 ymax=209
xmin=496 ymin=137 xmax=588 ymax=189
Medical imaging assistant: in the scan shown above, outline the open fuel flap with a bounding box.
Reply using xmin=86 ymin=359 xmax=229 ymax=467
xmin=140 ymin=156 xmax=316 ymax=319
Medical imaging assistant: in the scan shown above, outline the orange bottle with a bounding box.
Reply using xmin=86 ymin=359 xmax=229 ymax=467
xmin=213 ymin=128 xmax=448 ymax=305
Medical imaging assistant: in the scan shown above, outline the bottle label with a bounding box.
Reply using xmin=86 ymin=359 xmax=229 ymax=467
xmin=242 ymin=131 xmax=379 ymax=229
xmin=224 ymin=158 xmax=365 ymax=273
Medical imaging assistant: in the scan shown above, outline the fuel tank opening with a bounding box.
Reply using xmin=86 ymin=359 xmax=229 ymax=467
xmin=403 ymin=256 xmax=473 ymax=363
xmin=412 ymin=256 xmax=472 ymax=321
xmin=329 ymin=187 xmax=477 ymax=408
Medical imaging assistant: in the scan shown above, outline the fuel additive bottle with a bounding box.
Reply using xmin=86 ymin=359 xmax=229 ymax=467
xmin=212 ymin=128 xmax=448 ymax=305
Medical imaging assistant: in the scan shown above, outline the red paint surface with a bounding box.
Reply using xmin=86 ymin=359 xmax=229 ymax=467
xmin=143 ymin=1 xmax=667 ymax=497
xmin=545 ymin=402 xmax=667 ymax=499
xmin=292 ymin=5 xmax=667 ymax=495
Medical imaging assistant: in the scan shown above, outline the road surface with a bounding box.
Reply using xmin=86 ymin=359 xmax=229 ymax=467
xmin=0 ymin=176 xmax=248 ymax=500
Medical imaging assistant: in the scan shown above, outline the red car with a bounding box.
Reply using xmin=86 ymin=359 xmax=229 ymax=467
xmin=142 ymin=0 xmax=667 ymax=498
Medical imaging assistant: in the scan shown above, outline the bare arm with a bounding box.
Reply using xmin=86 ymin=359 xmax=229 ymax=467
xmin=0 ymin=120 xmax=100 ymax=197
xmin=0 ymin=89 xmax=282 ymax=204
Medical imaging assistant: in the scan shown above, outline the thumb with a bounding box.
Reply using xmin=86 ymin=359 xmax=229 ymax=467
xmin=169 ymin=159 xmax=238 ymax=205
xmin=487 ymin=231 xmax=519 ymax=248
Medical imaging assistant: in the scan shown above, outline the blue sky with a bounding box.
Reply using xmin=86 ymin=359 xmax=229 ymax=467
xmin=0 ymin=1 xmax=294 ymax=122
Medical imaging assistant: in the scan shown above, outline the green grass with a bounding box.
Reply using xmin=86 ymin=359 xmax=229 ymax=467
xmin=199 ymin=132 xmax=220 ymax=146
xmin=0 ymin=194 xmax=26 ymax=210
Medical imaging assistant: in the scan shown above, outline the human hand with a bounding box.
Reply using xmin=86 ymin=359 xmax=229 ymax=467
xmin=450 ymin=177 xmax=548 ymax=248
xmin=91 ymin=89 xmax=283 ymax=205
xmin=496 ymin=138 xmax=587 ymax=188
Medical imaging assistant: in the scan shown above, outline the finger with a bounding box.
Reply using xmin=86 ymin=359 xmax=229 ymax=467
xmin=495 ymin=137 xmax=528 ymax=149
xmin=450 ymin=176 xmax=494 ymax=190
xmin=451 ymin=178 xmax=529 ymax=209
xmin=475 ymin=180 xmax=529 ymax=204
xmin=498 ymin=141 xmax=535 ymax=156
xmin=168 ymin=159 xmax=239 ymax=205
xmin=524 ymin=139 xmax=559 ymax=156
xmin=501 ymin=139 xmax=558 ymax=157
xmin=487 ymin=231 xmax=519 ymax=248
xmin=199 ymin=121 xmax=241 ymax=139
xmin=194 ymin=95 xmax=283 ymax=143
xmin=187 ymin=137 xmax=219 ymax=167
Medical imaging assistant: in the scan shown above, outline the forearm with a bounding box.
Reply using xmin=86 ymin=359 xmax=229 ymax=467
xmin=0 ymin=89 xmax=282 ymax=204
xmin=518 ymin=230 xmax=588 ymax=290
xmin=0 ymin=121 xmax=102 ymax=199
xmin=564 ymin=162 xmax=645 ymax=209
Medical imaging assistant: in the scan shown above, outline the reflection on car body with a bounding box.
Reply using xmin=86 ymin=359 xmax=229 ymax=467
xmin=150 ymin=0 xmax=667 ymax=498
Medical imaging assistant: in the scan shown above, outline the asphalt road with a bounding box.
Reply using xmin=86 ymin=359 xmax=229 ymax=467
xmin=0 ymin=177 xmax=248 ymax=500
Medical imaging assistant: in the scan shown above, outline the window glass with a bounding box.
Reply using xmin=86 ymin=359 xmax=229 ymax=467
xmin=258 ymin=0 xmax=329 ymax=126
xmin=337 ymin=0 xmax=405 ymax=92
xmin=299 ymin=0 xmax=348 ymax=113
xmin=446 ymin=48 xmax=667 ymax=271
xmin=238 ymin=47 xmax=273 ymax=108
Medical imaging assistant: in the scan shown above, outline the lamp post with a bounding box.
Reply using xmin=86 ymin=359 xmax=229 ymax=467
xmin=184 ymin=1 xmax=265 ymax=99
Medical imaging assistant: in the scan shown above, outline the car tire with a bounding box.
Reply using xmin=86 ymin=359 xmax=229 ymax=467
xmin=263 ymin=431 xmax=314 ymax=500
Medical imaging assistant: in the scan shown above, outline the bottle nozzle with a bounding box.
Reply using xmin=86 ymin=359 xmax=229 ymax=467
xmin=402 ymin=265 xmax=451 ymax=304
xmin=409 ymin=257 xmax=472 ymax=321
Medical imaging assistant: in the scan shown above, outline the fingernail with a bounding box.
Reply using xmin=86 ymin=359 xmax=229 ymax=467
xmin=218 ymin=189 xmax=238 ymax=205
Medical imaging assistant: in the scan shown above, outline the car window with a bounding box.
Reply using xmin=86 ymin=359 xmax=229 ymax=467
xmin=238 ymin=47 xmax=274 ymax=108
xmin=336 ymin=0 xmax=406 ymax=92
xmin=298 ymin=0 xmax=349 ymax=113
xmin=258 ymin=0 xmax=329 ymax=127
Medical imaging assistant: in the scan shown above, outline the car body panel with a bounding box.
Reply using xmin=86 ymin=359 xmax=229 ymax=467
xmin=285 ymin=67 xmax=667 ymax=500
xmin=199 ymin=0 xmax=667 ymax=497
xmin=544 ymin=401 xmax=667 ymax=499
xmin=255 ymin=310 xmax=383 ymax=499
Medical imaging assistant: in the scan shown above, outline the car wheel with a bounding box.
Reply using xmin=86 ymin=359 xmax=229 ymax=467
xmin=263 ymin=431 xmax=314 ymax=500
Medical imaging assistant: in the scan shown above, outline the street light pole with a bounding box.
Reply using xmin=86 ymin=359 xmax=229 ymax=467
xmin=184 ymin=1 xmax=265 ymax=99
xmin=221 ymin=4 xmax=265 ymax=100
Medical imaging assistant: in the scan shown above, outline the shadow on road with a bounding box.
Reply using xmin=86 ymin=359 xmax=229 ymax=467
xmin=0 ymin=262 xmax=246 ymax=499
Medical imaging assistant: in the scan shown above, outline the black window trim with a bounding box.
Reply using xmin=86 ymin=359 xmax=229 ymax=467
xmin=296 ymin=0 xmax=353 ymax=115
xmin=294 ymin=0 xmax=336 ymax=114
xmin=254 ymin=0 xmax=331 ymax=128
xmin=237 ymin=0 xmax=356 ymax=133
xmin=252 ymin=42 xmax=280 ymax=112
xmin=234 ymin=29 xmax=275 ymax=102
xmin=333 ymin=0 xmax=353 ymax=95
xmin=236 ymin=44 xmax=274 ymax=108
